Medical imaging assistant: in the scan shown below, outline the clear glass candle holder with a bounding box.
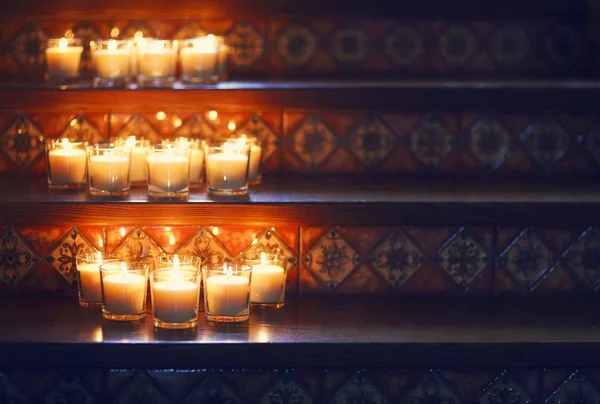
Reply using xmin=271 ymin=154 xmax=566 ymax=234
xmin=167 ymin=137 xmax=205 ymax=188
xmin=226 ymin=135 xmax=263 ymax=185
xmin=116 ymin=137 xmax=151 ymax=186
xmin=46 ymin=138 xmax=88 ymax=190
xmin=100 ymin=261 xmax=148 ymax=321
xmin=76 ymin=252 xmax=119 ymax=308
xmin=91 ymin=39 xmax=133 ymax=87
xmin=216 ymin=38 xmax=231 ymax=80
xmin=137 ymin=39 xmax=177 ymax=86
xmin=205 ymin=141 xmax=251 ymax=196
xmin=243 ymin=252 xmax=287 ymax=308
xmin=180 ymin=35 xmax=228 ymax=84
xmin=87 ymin=143 xmax=132 ymax=198
xmin=202 ymin=263 xmax=252 ymax=322
xmin=147 ymin=144 xmax=192 ymax=200
xmin=45 ymin=37 xmax=84 ymax=83
xmin=151 ymin=255 xmax=201 ymax=329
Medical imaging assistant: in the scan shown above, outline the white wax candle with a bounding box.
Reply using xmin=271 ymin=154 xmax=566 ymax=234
xmin=248 ymin=144 xmax=262 ymax=181
xmin=130 ymin=146 xmax=148 ymax=182
xmin=180 ymin=47 xmax=218 ymax=77
xmin=153 ymin=279 xmax=198 ymax=323
xmin=250 ymin=264 xmax=286 ymax=303
xmin=48 ymin=148 xmax=87 ymax=185
xmin=206 ymin=153 xmax=248 ymax=190
xmin=77 ymin=262 xmax=102 ymax=303
xmin=88 ymin=154 xmax=130 ymax=191
xmin=139 ymin=50 xmax=176 ymax=78
xmin=46 ymin=46 xmax=83 ymax=78
xmin=102 ymin=272 xmax=147 ymax=314
xmin=147 ymin=154 xmax=190 ymax=193
xmin=205 ymin=275 xmax=249 ymax=316
xmin=189 ymin=148 xmax=204 ymax=182
xmin=93 ymin=49 xmax=130 ymax=79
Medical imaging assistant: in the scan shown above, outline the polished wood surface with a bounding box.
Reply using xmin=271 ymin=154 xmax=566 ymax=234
xmin=0 ymin=295 xmax=599 ymax=368
xmin=1 ymin=81 xmax=600 ymax=112
xmin=1 ymin=175 xmax=600 ymax=226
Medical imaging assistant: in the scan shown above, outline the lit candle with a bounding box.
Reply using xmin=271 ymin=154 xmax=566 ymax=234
xmin=88 ymin=147 xmax=131 ymax=194
xmin=250 ymin=252 xmax=286 ymax=305
xmin=151 ymin=255 xmax=200 ymax=325
xmin=76 ymin=251 xmax=104 ymax=305
xmin=205 ymin=264 xmax=250 ymax=317
xmin=233 ymin=135 xmax=262 ymax=183
xmin=180 ymin=35 xmax=219 ymax=83
xmin=46 ymin=37 xmax=83 ymax=79
xmin=124 ymin=136 xmax=149 ymax=183
xmin=205 ymin=142 xmax=249 ymax=193
xmin=101 ymin=262 xmax=147 ymax=316
xmin=146 ymin=146 xmax=191 ymax=198
xmin=47 ymin=139 xmax=87 ymax=187
xmin=92 ymin=39 xmax=131 ymax=84
xmin=174 ymin=138 xmax=204 ymax=184
xmin=138 ymin=39 xmax=177 ymax=83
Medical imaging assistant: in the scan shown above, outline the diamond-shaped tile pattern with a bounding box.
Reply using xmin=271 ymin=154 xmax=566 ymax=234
xmin=384 ymin=24 xmax=424 ymax=67
xmin=260 ymin=373 xmax=313 ymax=404
xmin=545 ymin=371 xmax=600 ymax=404
xmin=498 ymin=227 xmax=556 ymax=291
xmin=48 ymin=227 xmax=96 ymax=287
xmin=114 ymin=114 xmax=162 ymax=145
xmin=0 ymin=116 xmax=45 ymax=171
xmin=438 ymin=227 xmax=489 ymax=288
xmin=347 ymin=115 xmax=396 ymax=169
xmin=111 ymin=371 xmax=172 ymax=404
xmin=44 ymin=373 xmax=95 ymax=404
xmin=60 ymin=116 xmax=104 ymax=144
xmin=236 ymin=115 xmax=279 ymax=163
xmin=333 ymin=372 xmax=390 ymax=404
xmin=406 ymin=370 xmax=461 ymax=404
xmin=409 ymin=115 xmax=453 ymax=167
xmin=330 ymin=27 xmax=369 ymax=65
xmin=439 ymin=25 xmax=477 ymax=66
xmin=369 ymin=228 xmax=424 ymax=288
xmin=289 ymin=114 xmax=336 ymax=170
xmin=564 ymin=226 xmax=600 ymax=291
xmin=277 ymin=23 xmax=317 ymax=67
xmin=112 ymin=227 xmax=163 ymax=265
xmin=489 ymin=25 xmax=531 ymax=66
xmin=478 ymin=371 xmax=533 ymax=404
xmin=0 ymin=227 xmax=40 ymax=288
xmin=11 ymin=21 xmax=47 ymax=71
xmin=177 ymin=227 xmax=232 ymax=265
xmin=469 ymin=116 xmax=510 ymax=168
xmin=173 ymin=21 xmax=207 ymax=40
xmin=182 ymin=372 xmax=241 ymax=404
xmin=303 ymin=228 xmax=360 ymax=289
xmin=520 ymin=116 xmax=570 ymax=170
xmin=227 ymin=20 xmax=265 ymax=69
xmin=174 ymin=115 xmax=217 ymax=142
xmin=239 ymin=228 xmax=296 ymax=271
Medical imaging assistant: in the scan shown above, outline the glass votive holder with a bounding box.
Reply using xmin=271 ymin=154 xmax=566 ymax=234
xmin=151 ymin=255 xmax=201 ymax=329
xmin=180 ymin=35 xmax=227 ymax=84
xmin=216 ymin=38 xmax=231 ymax=80
xmin=205 ymin=141 xmax=251 ymax=196
xmin=226 ymin=135 xmax=263 ymax=185
xmin=45 ymin=37 xmax=84 ymax=83
xmin=91 ymin=39 xmax=132 ymax=87
xmin=46 ymin=138 xmax=88 ymax=190
xmin=146 ymin=144 xmax=192 ymax=200
xmin=243 ymin=252 xmax=287 ymax=308
xmin=137 ymin=39 xmax=177 ymax=86
xmin=100 ymin=261 xmax=148 ymax=321
xmin=167 ymin=137 xmax=205 ymax=188
xmin=87 ymin=143 xmax=132 ymax=198
xmin=76 ymin=251 xmax=119 ymax=308
xmin=202 ymin=262 xmax=252 ymax=322
xmin=117 ymin=136 xmax=151 ymax=186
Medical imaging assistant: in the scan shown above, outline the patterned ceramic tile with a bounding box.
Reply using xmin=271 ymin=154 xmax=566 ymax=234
xmin=384 ymin=24 xmax=424 ymax=67
xmin=468 ymin=115 xmax=511 ymax=169
xmin=478 ymin=371 xmax=533 ymax=404
xmin=235 ymin=114 xmax=279 ymax=163
xmin=438 ymin=227 xmax=490 ymax=288
xmin=72 ymin=22 xmax=101 ymax=72
xmin=332 ymin=372 xmax=390 ymax=404
xmin=563 ymin=226 xmax=600 ymax=291
xmin=302 ymin=228 xmax=360 ymax=289
xmin=121 ymin=22 xmax=156 ymax=39
xmin=44 ymin=372 xmax=95 ymax=404
xmin=545 ymin=371 xmax=600 ymax=404
xmin=176 ymin=227 xmax=233 ymax=265
xmin=182 ymin=371 xmax=241 ymax=404
xmin=112 ymin=227 xmax=163 ymax=265
xmin=239 ymin=227 xmax=296 ymax=270
xmin=227 ymin=20 xmax=265 ymax=69
xmin=112 ymin=114 xmax=162 ymax=144
xmin=405 ymin=370 xmax=461 ymax=404
xmin=330 ymin=27 xmax=369 ymax=66
xmin=497 ymin=227 xmax=557 ymax=291
xmin=276 ymin=23 xmax=317 ymax=68
xmin=0 ymin=227 xmax=40 ymax=288
xmin=288 ymin=114 xmax=337 ymax=170
xmin=59 ymin=115 xmax=105 ymax=144
xmin=173 ymin=21 xmax=207 ymax=40
xmin=147 ymin=369 xmax=200 ymax=403
xmin=488 ymin=25 xmax=531 ymax=67
xmin=11 ymin=21 xmax=47 ymax=71
xmin=545 ymin=24 xmax=582 ymax=68
xmin=0 ymin=116 xmax=45 ymax=171
xmin=260 ymin=372 xmax=313 ymax=404
xmin=439 ymin=25 xmax=478 ymax=66
xmin=520 ymin=115 xmax=570 ymax=170
xmin=408 ymin=114 xmax=454 ymax=168
xmin=368 ymin=227 xmax=424 ymax=288
xmin=47 ymin=227 xmax=96 ymax=287
xmin=173 ymin=114 xmax=217 ymax=142
xmin=346 ymin=114 xmax=396 ymax=169
xmin=112 ymin=371 xmax=172 ymax=404
xmin=0 ymin=373 xmax=28 ymax=404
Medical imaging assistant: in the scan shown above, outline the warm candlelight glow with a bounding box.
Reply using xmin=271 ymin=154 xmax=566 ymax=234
xmin=227 ymin=121 xmax=236 ymax=131
xmin=208 ymin=110 xmax=218 ymax=121
xmin=96 ymin=251 xmax=103 ymax=264
xmin=107 ymin=39 xmax=118 ymax=52
xmin=58 ymin=37 xmax=69 ymax=49
xmin=110 ymin=27 xmax=120 ymax=38
xmin=124 ymin=136 xmax=136 ymax=149
xmin=156 ymin=111 xmax=166 ymax=121
xmin=172 ymin=117 xmax=182 ymax=128
xmin=61 ymin=138 xmax=73 ymax=149
xmin=69 ymin=118 xmax=77 ymax=127
xmin=134 ymin=31 xmax=144 ymax=40
xmin=120 ymin=261 xmax=128 ymax=276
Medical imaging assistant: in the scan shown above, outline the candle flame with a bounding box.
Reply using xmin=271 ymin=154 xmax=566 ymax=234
xmin=61 ymin=138 xmax=72 ymax=150
xmin=96 ymin=251 xmax=103 ymax=265
xmin=212 ymin=227 xmax=219 ymax=236
xmin=208 ymin=110 xmax=218 ymax=121
xmin=120 ymin=262 xmax=128 ymax=275
xmin=110 ymin=27 xmax=120 ymax=38
xmin=156 ymin=111 xmax=166 ymax=121
xmin=171 ymin=255 xmax=181 ymax=282
xmin=227 ymin=121 xmax=236 ymax=132
xmin=107 ymin=39 xmax=118 ymax=52
xmin=172 ymin=117 xmax=182 ymax=128
xmin=64 ymin=30 xmax=74 ymax=39
xmin=124 ymin=136 xmax=136 ymax=150
xmin=58 ymin=37 xmax=69 ymax=49
xmin=134 ymin=30 xmax=144 ymax=40
xmin=260 ymin=252 xmax=267 ymax=265
xmin=169 ymin=235 xmax=176 ymax=246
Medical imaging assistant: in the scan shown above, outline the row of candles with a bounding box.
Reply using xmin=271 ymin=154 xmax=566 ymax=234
xmin=77 ymin=252 xmax=286 ymax=328
xmin=46 ymin=34 xmax=229 ymax=86
xmin=46 ymin=134 xmax=262 ymax=198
